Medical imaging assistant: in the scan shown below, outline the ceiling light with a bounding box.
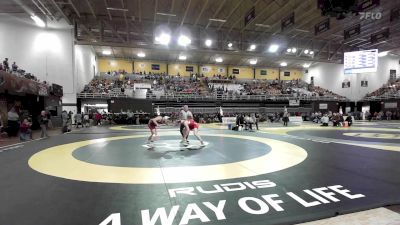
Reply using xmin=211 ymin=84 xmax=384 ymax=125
xmin=178 ymin=35 xmax=191 ymax=47
xmin=255 ymin=23 xmax=271 ymax=28
xmin=309 ymin=50 xmax=314 ymax=54
xmin=209 ymin=18 xmax=226 ymax=22
xmin=304 ymin=49 xmax=309 ymax=54
xmin=106 ymin=7 xmax=129 ymax=11
xmin=303 ymin=63 xmax=310 ymax=68
xmin=31 ymin=15 xmax=45 ymax=27
xmin=156 ymin=12 xmax=176 ymax=16
xmin=287 ymin=48 xmax=292 ymax=53
xmin=378 ymin=51 xmax=388 ymax=57
xmin=137 ymin=52 xmax=145 ymax=58
xmin=280 ymin=62 xmax=287 ymax=67
xmin=215 ymin=57 xmax=223 ymax=63
xmin=292 ymin=47 xmax=297 ymax=53
xmin=268 ymin=44 xmax=279 ymax=53
xmin=228 ymin=42 xmax=233 ymax=48
xmin=294 ymin=28 xmax=310 ymax=33
xmin=250 ymin=44 xmax=256 ymax=50
xmin=155 ymin=33 xmax=171 ymax=45
xmin=249 ymin=59 xmax=257 ymax=65
xmin=179 ymin=55 xmax=187 ymax=60
xmin=205 ymin=39 xmax=212 ymax=47
xmin=102 ymin=50 xmax=112 ymax=55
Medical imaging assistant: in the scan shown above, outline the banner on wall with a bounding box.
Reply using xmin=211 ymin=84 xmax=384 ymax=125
xmin=289 ymin=99 xmax=300 ymax=106
xmin=201 ymin=67 xmax=210 ymax=72
xmin=186 ymin=66 xmax=193 ymax=72
xmin=342 ymin=81 xmax=350 ymax=88
xmin=232 ymin=69 xmax=240 ymax=74
xmin=281 ymin=12 xmax=295 ymax=31
xmin=284 ymin=71 xmax=290 ymax=76
xmin=361 ymin=80 xmax=368 ymax=87
xmin=218 ymin=68 xmax=225 ymax=73
xmin=151 ymin=64 xmax=160 ymax=70
xmin=384 ymin=102 xmax=398 ymax=108
xmin=260 ymin=70 xmax=267 ymax=75
xmin=140 ymin=63 xmax=145 ymax=68
xmin=319 ymin=103 xmax=328 ymax=109
xmin=344 ymin=24 xmax=361 ymax=40
xmin=315 ymin=18 xmax=330 ymax=35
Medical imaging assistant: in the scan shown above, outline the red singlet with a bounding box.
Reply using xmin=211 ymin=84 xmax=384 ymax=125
xmin=188 ymin=119 xmax=199 ymax=130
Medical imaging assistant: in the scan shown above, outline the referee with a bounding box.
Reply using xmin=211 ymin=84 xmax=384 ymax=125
xmin=180 ymin=105 xmax=192 ymax=144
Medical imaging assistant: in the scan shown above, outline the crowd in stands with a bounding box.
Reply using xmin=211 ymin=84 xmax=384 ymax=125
xmin=206 ymin=78 xmax=346 ymax=99
xmin=1 ymin=57 xmax=49 ymax=85
xmin=81 ymin=71 xmax=347 ymax=100
xmin=365 ymin=78 xmax=400 ymax=98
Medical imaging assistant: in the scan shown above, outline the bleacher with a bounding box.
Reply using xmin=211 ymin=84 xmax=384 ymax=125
xmin=78 ymin=73 xmax=349 ymax=102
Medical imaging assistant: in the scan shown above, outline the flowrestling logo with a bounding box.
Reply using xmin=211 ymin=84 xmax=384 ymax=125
xmin=359 ymin=12 xmax=382 ymax=20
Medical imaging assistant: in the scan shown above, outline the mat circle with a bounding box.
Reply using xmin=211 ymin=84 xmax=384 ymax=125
xmin=72 ymin=136 xmax=271 ymax=167
xmin=29 ymin=132 xmax=308 ymax=184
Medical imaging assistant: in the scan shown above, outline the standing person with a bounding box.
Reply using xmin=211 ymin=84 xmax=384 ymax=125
xmin=283 ymin=108 xmax=289 ymax=127
xmin=182 ymin=115 xmax=205 ymax=146
xmin=11 ymin=62 xmax=18 ymax=73
xmin=7 ymin=107 xmax=19 ymax=136
xmin=147 ymin=115 xmax=169 ymax=147
xmin=38 ymin=110 xmax=49 ymax=138
xmin=3 ymin=58 xmax=9 ymax=72
xmin=95 ymin=112 xmax=102 ymax=125
xmin=179 ymin=105 xmax=192 ymax=144
xmin=252 ymin=113 xmax=259 ymax=130
xmin=61 ymin=110 xmax=69 ymax=133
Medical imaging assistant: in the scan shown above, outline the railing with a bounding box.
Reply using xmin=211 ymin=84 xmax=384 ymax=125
xmin=77 ymin=93 xmax=128 ymax=98
xmin=77 ymin=92 xmax=348 ymax=101
xmin=147 ymin=93 xmax=348 ymax=101
xmin=363 ymin=93 xmax=400 ymax=101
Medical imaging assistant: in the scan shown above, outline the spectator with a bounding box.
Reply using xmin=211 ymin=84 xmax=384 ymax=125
xmin=345 ymin=114 xmax=353 ymax=126
xmin=321 ymin=114 xmax=329 ymax=126
xmin=38 ymin=110 xmax=49 ymax=138
xmin=83 ymin=114 xmax=90 ymax=127
xmin=3 ymin=58 xmax=9 ymax=71
xmin=12 ymin=62 xmax=18 ymax=72
xmin=7 ymin=107 xmax=19 ymax=136
xmin=19 ymin=118 xmax=32 ymax=141
xmin=95 ymin=112 xmax=102 ymax=125
xmin=74 ymin=112 xmax=83 ymax=128
xmin=282 ymin=109 xmax=289 ymax=127
xmin=61 ymin=110 xmax=69 ymax=133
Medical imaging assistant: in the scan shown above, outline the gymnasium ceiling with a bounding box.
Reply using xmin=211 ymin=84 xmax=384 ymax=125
xmin=2 ymin=0 xmax=400 ymax=68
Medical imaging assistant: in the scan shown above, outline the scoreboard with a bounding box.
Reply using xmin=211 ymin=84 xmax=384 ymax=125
xmin=344 ymin=49 xmax=378 ymax=74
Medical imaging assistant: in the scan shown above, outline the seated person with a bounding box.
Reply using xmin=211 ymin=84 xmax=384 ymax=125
xmin=83 ymin=114 xmax=90 ymax=127
xmin=19 ymin=119 xmax=32 ymax=141
xmin=235 ymin=114 xmax=244 ymax=131
xmin=332 ymin=113 xmax=340 ymax=127
xmin=244 ymin=115 xmax=254 ymax=131
xmin=74 ymin=113 xmax=83 ymax=128
xmin=321 ymin=114 xmax=329 ymax=126
xmin=345 ymin=115 xmax=353 ymax=126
